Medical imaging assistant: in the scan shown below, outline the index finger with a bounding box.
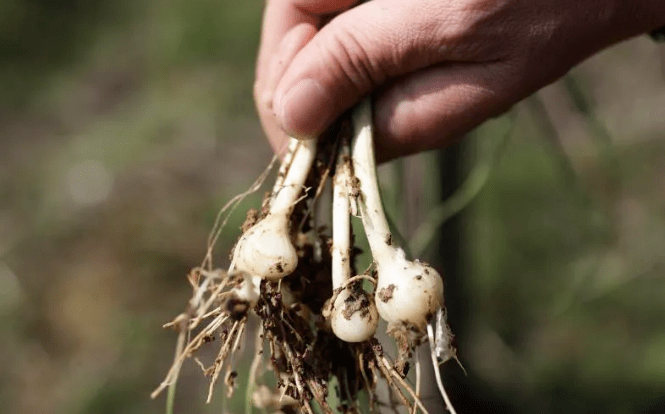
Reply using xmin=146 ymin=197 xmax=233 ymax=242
xmin=255 ymin=1 xmax=359 ymax=154
xmin=257 ymin=0 xmax=359 ymax=78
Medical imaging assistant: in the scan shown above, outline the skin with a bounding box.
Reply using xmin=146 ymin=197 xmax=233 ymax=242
xmin=254 ymin=0 xmax=665 ymax=162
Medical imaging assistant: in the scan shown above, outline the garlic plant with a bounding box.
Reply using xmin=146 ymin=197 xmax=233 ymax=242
xmin=327 ymin=134 xmax=378 ymax=342
xmin=233 ymin=137 xmax=317 ymax=280
xmin=154 ymin=99 xmax=457 ymax=414
xmin=351 ymin=98 xmax=444 ymax=334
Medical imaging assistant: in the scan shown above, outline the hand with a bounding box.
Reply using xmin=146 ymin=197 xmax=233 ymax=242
xmin=254 ymin=0 xmax=665 ymax=162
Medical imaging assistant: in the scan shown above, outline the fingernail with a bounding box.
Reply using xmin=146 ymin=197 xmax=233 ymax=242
xmin=275 ymin=79 xmax=333 ymax=138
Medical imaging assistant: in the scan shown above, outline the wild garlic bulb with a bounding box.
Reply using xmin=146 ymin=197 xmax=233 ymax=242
xmin=373 ymin=248 xmax=443 ymax=330
xmin=351 ymin=98 xmax=443 ymax=332
xmin=234 ymin=138 xmax=317 ymax=280
xmin=330 ymin=288 xmax=379 ymax=342
xmin=328 ymin=139 xmax=378 ymax=342
xmin=233 ymin=213 xmax=298 ymax=280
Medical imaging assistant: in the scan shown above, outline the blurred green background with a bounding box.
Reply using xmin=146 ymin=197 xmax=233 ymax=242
xmin=1 ymin=1 xmax=664 ymax=413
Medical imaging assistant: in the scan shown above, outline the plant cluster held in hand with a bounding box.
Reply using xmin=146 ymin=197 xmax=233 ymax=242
xmin=153 ymin=99 xmax=458 ymax=414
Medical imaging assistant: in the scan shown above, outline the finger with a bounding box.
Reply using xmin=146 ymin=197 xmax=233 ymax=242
xmin=256 ymin=0 xmax=358 ymax=82
xmin=255 ymin=0 xmax=358 ymax=153
xmin=254 ymin=1 xmax=317 ymax=155
xmin=291 ymin=0 xmax=359 ymax=14
xmin=255 ymin=1 xmax=317 ymax=89
xmin=260 ymin=24 xmax=317 ymax=154
xmin=263 ymin=24 xmax=317 ymax=111
xmin=372 ymin=60 xmax=521 ymax=162
xmin=271 ymin=0 xmax=501 ymax=138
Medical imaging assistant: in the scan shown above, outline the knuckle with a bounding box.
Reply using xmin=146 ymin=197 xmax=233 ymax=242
xmin=317 ymin=25 xmax=386 ymax=94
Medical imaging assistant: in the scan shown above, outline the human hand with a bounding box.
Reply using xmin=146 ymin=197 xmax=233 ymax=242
xmin=254 ymin=0 xmax=665 ymax=162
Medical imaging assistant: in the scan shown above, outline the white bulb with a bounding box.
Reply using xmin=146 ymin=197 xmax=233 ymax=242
xmin=233 ymin=214 xmax=298 ymax=281
xmin=330 ymin=289 xmax=379 ymax=343
xmin=374 ymin=249 xmax=443 ymax=331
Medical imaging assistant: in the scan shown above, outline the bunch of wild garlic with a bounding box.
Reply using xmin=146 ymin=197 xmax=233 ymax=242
xmin=153 ymin=99 xmax=458 ymax=414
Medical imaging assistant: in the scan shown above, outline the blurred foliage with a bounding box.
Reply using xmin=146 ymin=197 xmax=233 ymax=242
xmin=466 ymin=70 xmax=665 ymax=413
xmin=0 ymin=0 xmax=128 ymax=108
xmin=1 ymin=1 xmax=664 ymax=414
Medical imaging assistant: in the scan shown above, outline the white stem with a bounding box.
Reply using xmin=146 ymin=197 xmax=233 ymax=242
xmin=350 ymin=98 xmax=393 ymax=259
xmin=273 ymin=138 xmax=299 ymax=193
xmin=351 ymin=97 xmax=444 ymax=332
xmin=233 ymin=137 xmax=318 ymax=280
xmin=331 ymin=145 xmax=352 ymax=290
xmin=329 ymin=134 xmax=378 ymax=343
xmin=270 ymin=138 xmax=318 ymax=215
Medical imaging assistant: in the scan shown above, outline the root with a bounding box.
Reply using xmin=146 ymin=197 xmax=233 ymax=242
xmin=358 ymin=351 xmax=379 ymax=414
xmin=427 ymin=324 xmax=457 ymax=414
xmin=412 ymin=350 xmax=421 ymax=414
xmin=205 ymin=319 xmax=246 ymax=403
xmin=369 ymin=341 xmax=413 ymax=412
xmin=165 ymin=326 xmax=186 ymax=414
xmin=151 ymin=312 xmax=229 ymax=398
xmin=245 ymin=324 xmax=264 ymax=414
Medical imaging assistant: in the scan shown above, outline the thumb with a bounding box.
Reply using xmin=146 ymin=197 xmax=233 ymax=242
xmin=272 ymin=0 xmax=463 ymax=138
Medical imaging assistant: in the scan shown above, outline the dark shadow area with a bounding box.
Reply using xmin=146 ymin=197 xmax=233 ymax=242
xmin=434 ymin=142 xmax=519 ymax=414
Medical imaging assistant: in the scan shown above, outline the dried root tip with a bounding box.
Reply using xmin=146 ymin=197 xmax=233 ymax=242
xmin=226 ymin=271 xmax=261 ymax=319
xmin=252 ymin=385 xmax=300 ymax=412
xmin=427 ymin=323 xmax=458 ymax=414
